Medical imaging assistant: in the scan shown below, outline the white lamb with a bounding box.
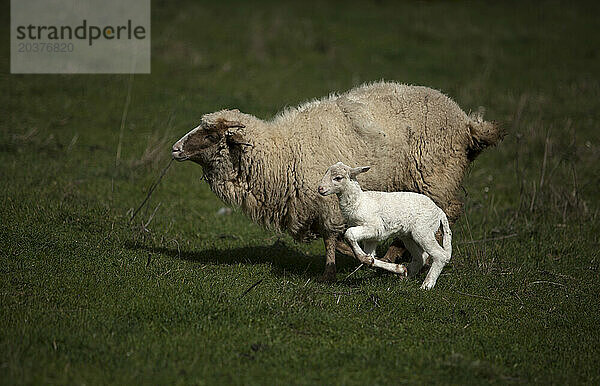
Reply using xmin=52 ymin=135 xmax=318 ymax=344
xmin=317 ymin=162 xmax=452 ymax=289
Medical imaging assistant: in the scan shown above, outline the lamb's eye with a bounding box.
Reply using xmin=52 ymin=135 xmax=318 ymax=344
xmin=205 ymin=134 xmax=217 ymax=142
xmin=333 ymin=176 xmax=343 ymax=182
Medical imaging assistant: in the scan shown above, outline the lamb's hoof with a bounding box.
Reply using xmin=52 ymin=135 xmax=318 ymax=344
xmin=362 ymin=255 xmax=375 ymax=266
xmin=420 ymin=281 xmax=435 ymax=290
xmin=397 ymin=264 xmax=408 ymax=278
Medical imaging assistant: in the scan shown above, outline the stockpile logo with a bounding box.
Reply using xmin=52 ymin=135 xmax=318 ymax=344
xmin=11 ymin=0 xmax=150 ymax=74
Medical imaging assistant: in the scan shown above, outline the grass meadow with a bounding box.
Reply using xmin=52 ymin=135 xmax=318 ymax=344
xmin=2 ymin=0 xmax=599 ymax=384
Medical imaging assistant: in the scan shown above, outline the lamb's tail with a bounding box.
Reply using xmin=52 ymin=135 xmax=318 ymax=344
xmin=440 ymin=212 xmax=452 ymax=257
xmin=467 ymin=112 xmax=506 ymax=161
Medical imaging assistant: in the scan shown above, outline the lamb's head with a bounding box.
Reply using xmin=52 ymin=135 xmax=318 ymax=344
xmin=318 ymin=162 xmax=370 ymax=196
xmin=171 ymin=109 xmax=250 ymax=165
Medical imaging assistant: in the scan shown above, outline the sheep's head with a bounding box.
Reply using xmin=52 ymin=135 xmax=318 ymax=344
xmin=172 ymin=110 xmax=250 ymax=165
xmin=318 ymin=162 xmax=370 ymax=196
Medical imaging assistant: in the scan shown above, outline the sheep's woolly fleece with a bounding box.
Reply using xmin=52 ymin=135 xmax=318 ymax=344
xmin=187 ymin=81 xmax=503 ymax=242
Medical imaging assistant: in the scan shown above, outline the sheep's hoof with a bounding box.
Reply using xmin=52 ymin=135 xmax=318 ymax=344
xmin=319 ymin=267 xmax=337 ymax=283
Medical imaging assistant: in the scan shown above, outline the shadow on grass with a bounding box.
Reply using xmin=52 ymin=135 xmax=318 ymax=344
xmin=125 ymin=239 xmax=370 ymax=281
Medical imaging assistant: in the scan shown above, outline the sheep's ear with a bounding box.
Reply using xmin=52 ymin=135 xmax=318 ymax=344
xmin=208 ymin=118 xmax=246 ymax=133
xmin=226 ymin=131 xmax=252 ymax=147
xmin=349 ymin=166 xmax=370 ymax=178
xmin=216 ymin=119 xmax=245 ymax=130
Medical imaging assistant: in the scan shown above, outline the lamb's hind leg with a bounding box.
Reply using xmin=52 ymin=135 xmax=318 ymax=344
xmin=403 ymin=239 xmax=428 ymax=278
xmin=414 ymin=233 xmax=450 ymax=290
xmin=362 ymin=240 xmax=378 ymax=257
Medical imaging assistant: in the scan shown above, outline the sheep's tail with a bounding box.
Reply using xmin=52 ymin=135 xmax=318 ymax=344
xmin=440 ymin=212 xmax=452 ymax=257
xmin=467 ymin=112 xmax=506 ymax=160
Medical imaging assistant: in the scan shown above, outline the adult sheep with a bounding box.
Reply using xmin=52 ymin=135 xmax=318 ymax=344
xmin=171 ymin=81 xmax=503 ymax=280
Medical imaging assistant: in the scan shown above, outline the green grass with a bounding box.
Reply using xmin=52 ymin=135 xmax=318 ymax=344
xmin=2 ymin=0 xmax=600 ymax=384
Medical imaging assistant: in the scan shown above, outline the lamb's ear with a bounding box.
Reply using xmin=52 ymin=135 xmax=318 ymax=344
xmin=349 ymin=166 xmax=370 ymax=178
xmin=225 ymin=130 xmax=253 ymax=147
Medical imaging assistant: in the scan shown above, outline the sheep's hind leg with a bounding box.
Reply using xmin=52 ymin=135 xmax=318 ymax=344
xmin=380 ymin=238 xmax=406 ymax=263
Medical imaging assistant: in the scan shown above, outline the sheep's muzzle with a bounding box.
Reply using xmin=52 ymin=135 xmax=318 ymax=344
xmin=171 ymin=142 xmax=188 ymax=161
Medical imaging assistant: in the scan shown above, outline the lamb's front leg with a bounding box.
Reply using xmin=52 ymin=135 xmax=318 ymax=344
xmin=404 ymin=239 xmax=428 ymax=277
xmin=345 ymin=226 xmax=376 ymax=265
xmin=345 ymin=227 xmax=407 ymax=276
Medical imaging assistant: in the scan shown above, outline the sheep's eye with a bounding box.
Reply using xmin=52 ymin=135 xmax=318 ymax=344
xmin=205 ymin=134 xmax=218 ymax=142
xmin=333 ymin=176 xmax=343 ymax=182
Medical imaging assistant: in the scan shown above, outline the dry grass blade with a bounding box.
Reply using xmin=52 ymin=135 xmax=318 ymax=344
xmin=528 ymin=280 xmax=566 ymax=287
xmin=240 ymin=279 xmax=264 ymax=298
xmin=116 ymin=73 xmax=134 ymax=166
xmin=458 ymin=233 xmax=518 ymax=245
xmin=539 ymin=130 xmax=550 ymax=190
xmin=144 ymin=202 xmax=162 ymax=228
xmin=344 ymin=264 xmax=364 ymax=281
xmin=130 ymin=159 xmax=173 ymax=223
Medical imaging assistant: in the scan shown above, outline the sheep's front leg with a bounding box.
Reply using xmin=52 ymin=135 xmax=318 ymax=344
xmin=321 ymin=235 xmax=337 ymax=282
